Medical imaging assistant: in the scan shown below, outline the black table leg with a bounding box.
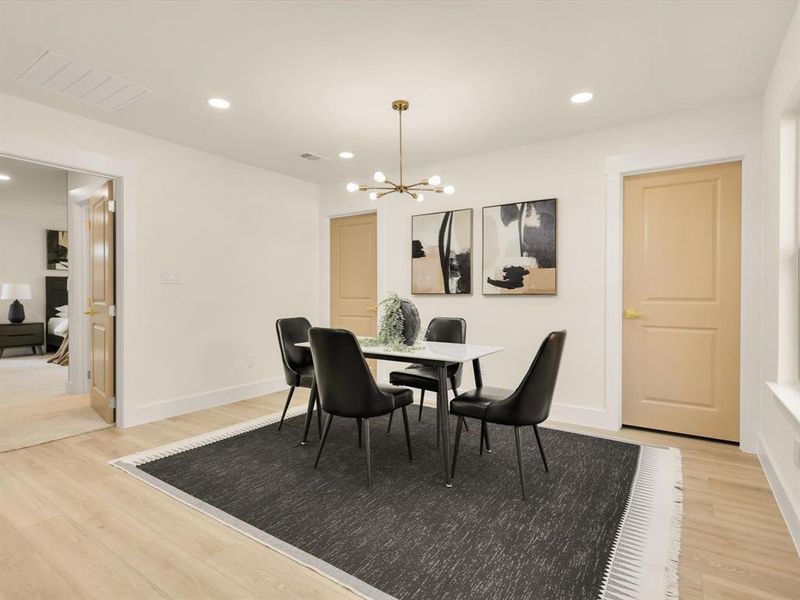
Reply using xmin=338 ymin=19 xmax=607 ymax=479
xmin=472 ymin=358 xmax=483 ymax=388
xmin=301 ymin=380 xmax=318 ymax=446
xmin=436 ymin=365 xmax=452 ymax=487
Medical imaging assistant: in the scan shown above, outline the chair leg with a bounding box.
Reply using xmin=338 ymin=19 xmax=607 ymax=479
xmin=435 ymin=400 xmax=440 ymax=449
xmin=386 ymin=410 xmax=394 ymax=434
xmin=533 ymin=425 xmax=549 ymax=472
xmin=314 ymin=414 xmax=334 ymax=469
xmin=363 ymin=418 xmax=372 ymax=488
xmin=357 ymin=418 xmax=362 ymax=448
xmin=418 ymin=390 xmax=425 ymax=421
xmin=315 ymin=394 xmax=323 ymax=437
xmin=451 ymin=416 xmax=464 ymax=478
xmin=401 ymin=406 xmax=412 ymax=461
xmin=450 ymin=376 xmax=469 ymax=432
xmin=514 ymin=427 xmax=527 ymax=500
xmin=278 ymin=386 xmax=295 ymax=431
xmin=480 ymin=420 xmax=485 ymax=456
xmin=484 ymin=422 xmax=492 ymax=453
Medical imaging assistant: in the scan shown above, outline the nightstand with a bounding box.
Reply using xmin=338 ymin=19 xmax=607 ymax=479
xmin=0 ymin=322 xmax=45 ymax=358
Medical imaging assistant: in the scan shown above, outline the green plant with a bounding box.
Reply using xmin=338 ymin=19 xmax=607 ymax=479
xmin=361 ymin=292 xmax=424 ymax=351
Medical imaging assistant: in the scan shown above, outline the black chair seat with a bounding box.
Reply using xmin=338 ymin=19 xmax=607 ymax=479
xmin=294 ymin=364 xmax=315 ymax=388
xmin=377 ymin=384 xmax=414 ymax=409
xmin=388 ymin=365 xmax=457 ymax=391
xmin=450 ymin=386 xmax=511 ymax=419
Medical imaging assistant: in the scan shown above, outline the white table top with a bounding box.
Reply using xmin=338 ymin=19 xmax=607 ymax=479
xmin=295 ymin=339 xmax=504 ymax=364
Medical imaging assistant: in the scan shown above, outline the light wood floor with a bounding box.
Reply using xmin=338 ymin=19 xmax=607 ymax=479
xmin=1 ymin=389 xmax=798 ymax=600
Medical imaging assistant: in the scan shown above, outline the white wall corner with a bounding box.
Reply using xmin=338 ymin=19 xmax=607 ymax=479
xmin=549 ymin=403 xmax=620 ymax=431
xmin=758 ymin=434 xmax=800 ymax=555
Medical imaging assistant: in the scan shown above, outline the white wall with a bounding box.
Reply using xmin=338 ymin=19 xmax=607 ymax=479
xmin=0 ymin=163 xmax=67 ymax=340
xmin=320 ymin=97 xmax=762 ymax=429
xmin=1 ymin=93 xmax=320 ymax=427
xmin=758 ymin=3 xmax=800 ymax=552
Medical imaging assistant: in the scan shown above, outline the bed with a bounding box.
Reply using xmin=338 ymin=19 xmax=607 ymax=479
xmin=45 ymin=276 xmax=68 ymax=353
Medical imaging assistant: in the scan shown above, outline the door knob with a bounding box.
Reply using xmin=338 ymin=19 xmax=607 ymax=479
xmin=623 ymin=308 xmax=643 ymax=319
xmin=367 ymin=304 xmax=378 ymax=312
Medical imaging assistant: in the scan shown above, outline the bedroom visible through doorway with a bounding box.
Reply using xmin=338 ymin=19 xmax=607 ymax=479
xmin=0 ymin=155 xmax=115 ymax=451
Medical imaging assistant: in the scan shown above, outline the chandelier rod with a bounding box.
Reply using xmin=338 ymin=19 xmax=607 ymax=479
xmin=398 ymin=107 xmax=404 ymax=189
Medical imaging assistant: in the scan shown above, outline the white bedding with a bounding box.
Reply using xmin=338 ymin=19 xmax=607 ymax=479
xmin=47 ymin=317 xmax=68 ymax=336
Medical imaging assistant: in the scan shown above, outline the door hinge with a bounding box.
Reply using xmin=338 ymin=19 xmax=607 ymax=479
xmin=108 ymin=396 xmax=116 ymax=409
xmin=109 ymin=304 xmax=117 ymax=317
xmin=87 ymin=369 xmax=91 ymax=380
xmin=108 ymin=199 xmax=116 ymax=213
xmin=85 ymin=219 xmax=91 ymax=230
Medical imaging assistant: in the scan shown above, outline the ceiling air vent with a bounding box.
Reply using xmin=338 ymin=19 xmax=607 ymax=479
xmin=17 ymin=50 xmax=150 ymax=112
xmin=298 ymin=152 xmax=330 ymax=162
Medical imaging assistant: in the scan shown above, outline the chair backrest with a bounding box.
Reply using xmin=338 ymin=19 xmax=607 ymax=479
xmin=309 ymin=327 xmax=391 ymax=418
xmin=507 ymin=330 xmax=567 ymax=424
xmin=426 ymin=317 xmax=467 ymax=381
xmin=276 ymin=317 xmax=313 ymax=385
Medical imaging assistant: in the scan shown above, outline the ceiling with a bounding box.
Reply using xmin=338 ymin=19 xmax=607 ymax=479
xmin=1 ymin=1 xmax=795 ymax=183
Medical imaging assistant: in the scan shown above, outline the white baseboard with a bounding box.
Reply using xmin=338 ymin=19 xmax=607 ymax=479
xmin=122 ymin=377 xmax=289 ymax=428
xmin=758 ymin=434 xmax=800 ymax=555
xmin=548 ymin=402 xmax=619 ymax=430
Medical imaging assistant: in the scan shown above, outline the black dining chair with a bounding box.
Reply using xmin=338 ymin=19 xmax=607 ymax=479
xmin=450 ymin=330 xmax=566 ymax=500
xmin=276 ymin=317 xmax=322 ymax=433
xmin=387 ymin=317 xmax=467 ymax=438
xmin=309 ymin=327 xmax=414 ymax=488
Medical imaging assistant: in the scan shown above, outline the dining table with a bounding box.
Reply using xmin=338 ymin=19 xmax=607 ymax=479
xmin=295 ymin=339 xmax=505 ymax=486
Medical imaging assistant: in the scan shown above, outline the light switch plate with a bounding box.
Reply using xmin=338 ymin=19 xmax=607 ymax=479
xmin=160 ymin=271 xmax=181 ymax=285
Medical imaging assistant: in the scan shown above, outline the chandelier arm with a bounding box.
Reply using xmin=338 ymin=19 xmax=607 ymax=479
xmin=383 ymin=178 xmax=399 ymax=188
xmin=378 ymin=189 xmax=398 ymax=198
xmin=364 ymin=185 xmax=397 ymax=191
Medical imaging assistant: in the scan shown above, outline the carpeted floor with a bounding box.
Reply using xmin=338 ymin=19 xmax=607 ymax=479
xmin=114 ymin=407 xmax=678 ymax=600
xmin=0 ymin=354 xmax=110 ymax=452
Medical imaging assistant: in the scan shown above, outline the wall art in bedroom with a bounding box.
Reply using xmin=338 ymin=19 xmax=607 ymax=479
xmin=46 ymin=229 xmax=68 ymax=271
xmin=411 ymin=208 xmax=472 ymax=294
xmin=482 ymin=198 xmax=557 ymax=295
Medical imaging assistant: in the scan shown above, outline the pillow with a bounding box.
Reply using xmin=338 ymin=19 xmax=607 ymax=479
xmin=56 ymin=309 xmax=68 ymax=318
xmin=54 ymin=319 xmax=68 ymax=336
xmin=54 ymin=305 xmax=68 ymax=313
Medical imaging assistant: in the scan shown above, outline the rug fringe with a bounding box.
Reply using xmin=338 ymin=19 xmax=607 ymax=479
xmin=598 ymin=446 xmax=683 ymax=600
xmin=109 ymin=405 xmax=308 ymax=466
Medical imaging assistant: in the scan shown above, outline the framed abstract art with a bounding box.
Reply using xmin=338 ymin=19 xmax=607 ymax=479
xmin=482 ymin=198 xmax=557 ymax=295
xmin=411 ymin=208 xmax=472 ymax=294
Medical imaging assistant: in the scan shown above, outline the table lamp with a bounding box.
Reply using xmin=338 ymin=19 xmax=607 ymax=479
xmin=1 ymin=283 xmax=32 ymax=323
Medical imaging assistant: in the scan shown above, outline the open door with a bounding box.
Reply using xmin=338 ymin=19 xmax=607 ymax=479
xmin=88 ymin=181 xmax=115 ymax=423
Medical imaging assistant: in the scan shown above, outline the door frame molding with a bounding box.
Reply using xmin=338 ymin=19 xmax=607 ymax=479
xmin=605 ymin=133 xmax=762 ymax=452
xmin=2 ymin=132 xmax=136 ymax=427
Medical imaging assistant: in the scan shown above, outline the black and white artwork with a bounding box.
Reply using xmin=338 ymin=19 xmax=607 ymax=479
xmin=46 ymin=229 xmax=68 ymax=271
xmin=411 ymin=209 xmax=472 ymax=294
xmin=482 ymin=199 xmax=557 ymax=295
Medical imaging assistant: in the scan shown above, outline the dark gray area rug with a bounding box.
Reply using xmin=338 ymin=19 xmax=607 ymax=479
xmin=112 ymin=406 xmax=682 ymax=600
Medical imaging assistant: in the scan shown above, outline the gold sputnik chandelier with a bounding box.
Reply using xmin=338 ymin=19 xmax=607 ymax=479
xmin=346 ymin=99 xmax=455 ymax=202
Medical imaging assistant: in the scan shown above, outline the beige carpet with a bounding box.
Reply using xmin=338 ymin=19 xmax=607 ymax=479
xmin=0 ymin=354 xmax=110 ymax=452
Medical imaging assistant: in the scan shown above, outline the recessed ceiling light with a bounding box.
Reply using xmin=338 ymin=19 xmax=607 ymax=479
xmin=0 ymin=174 xmax=10 ymax=181
xmin=338 ymin=151 xmax=354 ymax=159
xmin=207 ymin=97 xmax=231 ymax=109
xmin=570 ymin=91 xmax=594 ymax=104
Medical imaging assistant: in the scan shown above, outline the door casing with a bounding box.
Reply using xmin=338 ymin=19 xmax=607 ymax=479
xmin=605 ymin=134 xmax=762 ymax=451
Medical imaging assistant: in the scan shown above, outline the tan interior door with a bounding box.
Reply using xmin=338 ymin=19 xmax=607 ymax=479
xmin=88 ymin=181 xmax=115 ymax=423
xmin=622 ymin=161 xmax=741 ymax=441
xmin=330 ymin=213 xmax=378 ymax=373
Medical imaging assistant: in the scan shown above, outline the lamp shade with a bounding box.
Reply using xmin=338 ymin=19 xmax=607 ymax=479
xmin=1 ymin=283 xmax=32 ymax=300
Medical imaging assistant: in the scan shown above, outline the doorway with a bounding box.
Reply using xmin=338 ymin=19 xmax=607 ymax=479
xmin=330 ymin=212 xmax=378 ymax=372
xmin=0 ymin=156 xmax=116 ymax=450
xmin=622 ymin=161 xmax=742 ymax=441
